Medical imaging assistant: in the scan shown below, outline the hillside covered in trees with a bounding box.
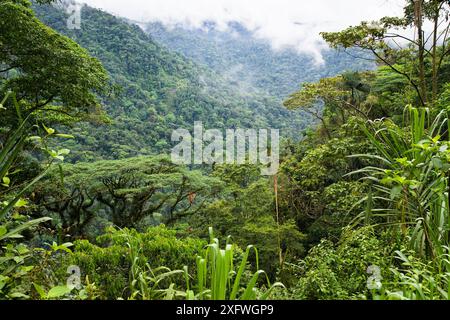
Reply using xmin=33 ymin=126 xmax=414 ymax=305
xmin=32 ymin=4 xmax=320 ymax=162
xmin=146 ymin=21 xmax=374 ymax=99
xmin=1 ymin=0 xmax=450 ymax=302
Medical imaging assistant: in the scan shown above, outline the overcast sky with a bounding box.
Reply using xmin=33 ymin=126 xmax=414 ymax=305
xmin=78 ymin=0 xmax=406 ymax=63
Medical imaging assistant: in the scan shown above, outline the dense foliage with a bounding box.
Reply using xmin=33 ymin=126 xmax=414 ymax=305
xmin=31 ymin=3 xmax=322 ymax=162
xmin=1 ymin=0 xmax=450 ymax=301
xmin=146 ymin=21 xmax=374 ymax=99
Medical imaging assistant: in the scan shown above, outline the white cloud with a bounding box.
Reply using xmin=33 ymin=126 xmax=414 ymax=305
xmin=78 ymin=0 xmax=406 ymax=62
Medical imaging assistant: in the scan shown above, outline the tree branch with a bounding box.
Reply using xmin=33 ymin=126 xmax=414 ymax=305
xmin=370 ymin=48 xmax=425 ymax=106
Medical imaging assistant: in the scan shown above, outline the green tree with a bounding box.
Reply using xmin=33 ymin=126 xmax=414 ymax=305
xmin=33 ymin=156 xmax=224 ymax=234
xmin=0 ymin=0 xmax=108 ymax=125
xmin=321 ymin=0 xmax=450 ymax=106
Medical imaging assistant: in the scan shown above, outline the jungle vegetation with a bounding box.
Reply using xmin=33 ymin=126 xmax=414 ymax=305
xmin=1 ymin=0 xmax=450 ymax=300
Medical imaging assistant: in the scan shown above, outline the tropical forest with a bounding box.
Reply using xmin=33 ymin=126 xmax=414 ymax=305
xmin=1 ymin=0 xmax=450 ymax=302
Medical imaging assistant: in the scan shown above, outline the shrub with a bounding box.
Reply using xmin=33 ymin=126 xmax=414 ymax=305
xmin=56 ymin=225 xmax=206 ymax=299
xmin=291 ymin=227 xmax=393 ymax=300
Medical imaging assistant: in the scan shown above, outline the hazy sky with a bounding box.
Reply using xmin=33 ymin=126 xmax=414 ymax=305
xmin=78 ymin=0 xmax=406 ymax=62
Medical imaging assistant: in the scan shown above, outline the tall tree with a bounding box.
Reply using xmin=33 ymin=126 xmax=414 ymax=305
xmin=0 ymin=0 xmax=108 ymax=125
xmin=321 ymin=0 xmax=450 ymax=106
xmin=283 ymin=75 xmax=371 ymax=139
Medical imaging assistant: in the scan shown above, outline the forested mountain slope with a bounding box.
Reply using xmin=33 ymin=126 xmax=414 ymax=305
xmin=2 ymin=0 xmax=450 ymax=302
xmin=33 ymin=3 xmax=312 ymax=162
xmin=146 ymin=21 xmax=374 ymax=99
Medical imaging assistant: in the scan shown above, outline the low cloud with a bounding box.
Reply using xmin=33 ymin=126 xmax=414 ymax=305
xmin=78 ymin=0 xmax=405 ymax=63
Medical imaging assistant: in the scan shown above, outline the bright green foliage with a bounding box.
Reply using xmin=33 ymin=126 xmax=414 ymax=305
xmin=102 ymin=228 xmax=285 ymax=301
xmin=332 ymin=105 xmax=450 ymax=301
xmin=279 ymin=136 xmax=370 ymax=245
xmin=351 ymin=106 xmax=450 ymax=258
xmin=2 ymin=0 xmax=450 ymax=302
xmin=288 ymin=227 xmax=393 ymax=300
xmin=321 ymin=1 xmax=450 ymax=106
xmin=57 ymin=226 xmax=206 ymax=300
xmin=376 ymin=247 xmax=450 ymax=300
xmin=0 ymin=91 xmax=72 ymax=299
xmin=284 ymin=75 xmax=372 ymax=136
xmin=370 ymin=66 xmax=414 ymax=117
xmin=0 ymin=0 xmax=108 ymax=124
xmin=0 ymin=242 xmax=35 ymax=299
xmin=31 ymin=4 xmax=314 ymax=160
xmin=33 ymin=156 xmax=223 ymax=235
xmin=187 ymin=164 xmax=306 ymax=275
xmin=182 ymin=228 xmax=284 ymax=300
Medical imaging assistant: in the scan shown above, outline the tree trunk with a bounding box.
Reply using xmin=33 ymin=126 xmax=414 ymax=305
xmin=432 ymin=4 xmax=440 ymax=103
xmin=415 ymin=0 xmax=427 ymax=105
